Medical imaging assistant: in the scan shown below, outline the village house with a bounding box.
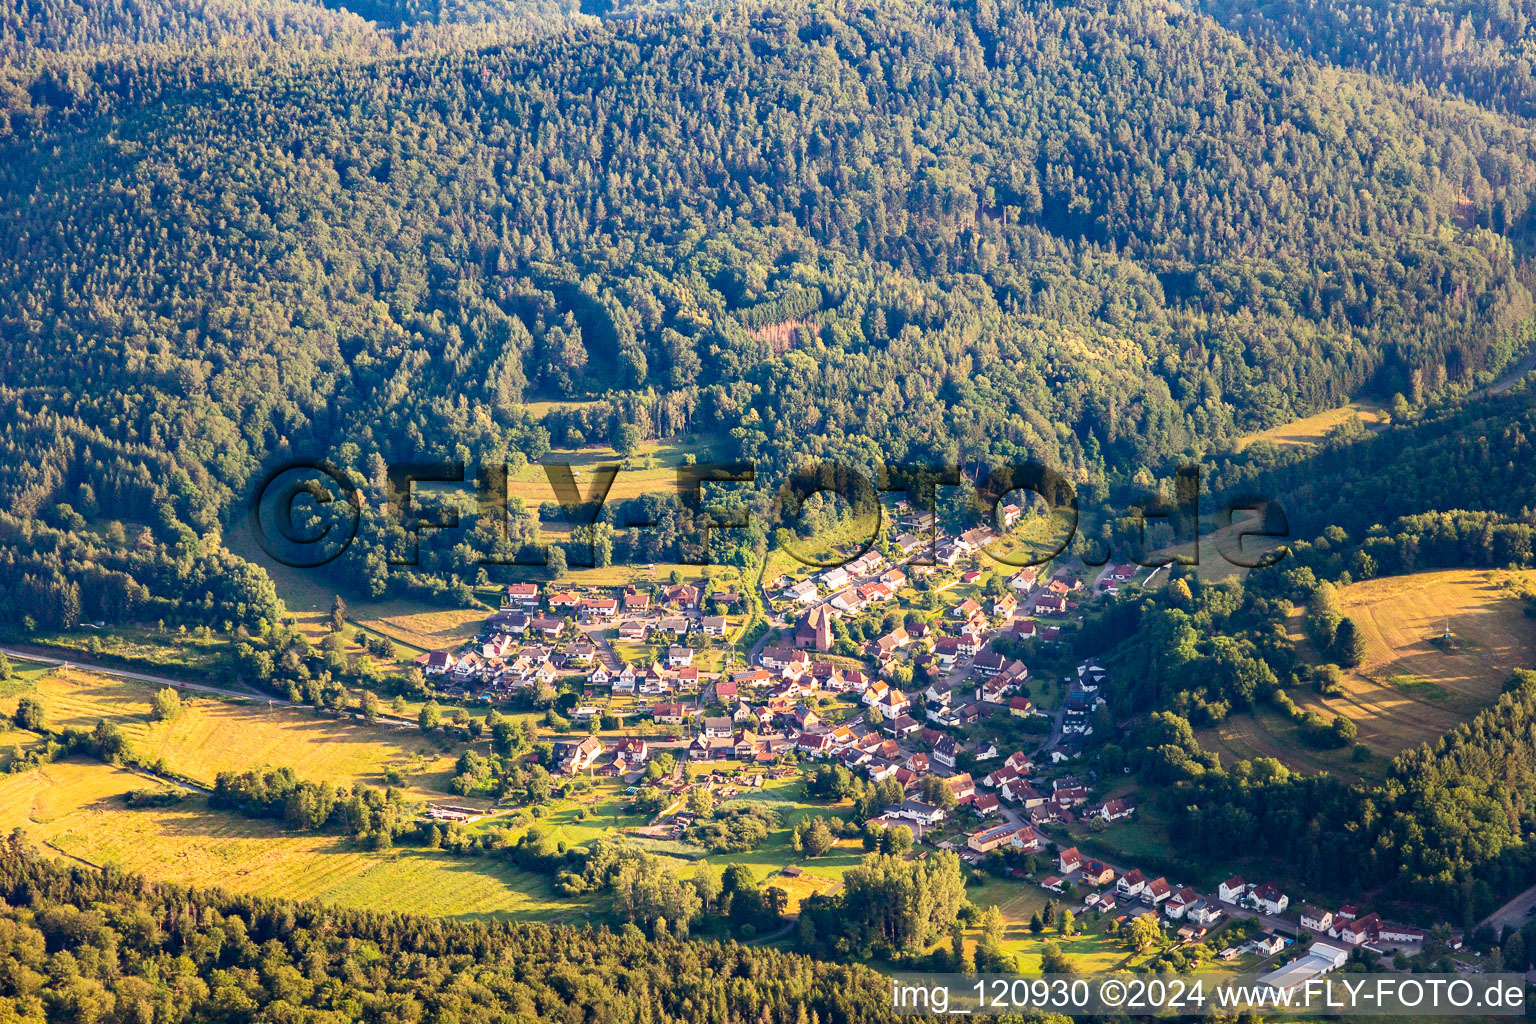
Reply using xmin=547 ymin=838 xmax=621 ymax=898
xmin=889 ymin=800 xmax=946 ymax=826
xmin=623 ymin=591 xmax=651 ymax=613
xmin=932 ymin=734 xmax=960 ymax=769
xmin=667 ymin=645 xmax=695 ymax=668
xmin=783 ymin=579 xmax=819 ymax=604
xmin=972 ymin=793 xmax=1001 ymax=816
xmin=1034 ymin=593 xmax=1068 ymax=616
xmin=690 ymin=734 xmax=734 ymax=760
xmin=829 ymin=588 xmax=864 ymax=614
xmin=1218 ymin=878 xmax=1248 ymax=905
xmin=560 ymin=736 xmax=603 ymax=775
xmin=932 ymin=636 xmax=961 ymax=669
xmin=1053 ymin=785 xmax=1089 ymax=807
xmin=612 ymin=737 xmax=649 ymax=767
xmin=1142 ymin=877 xmax=1172 ymax=905
xmin=1001 ymin=779 xmax=1045 ymax=807
xmin=1299 ymin=906 xmax=1334 ymax=933
xmin=1249 ymin=933 xmax=1289 ymax=957
xmin=1188 ymin=903 xmax=1223 ymax=927
xmin=1376 ymin=922 xmax=1425 ymax=945
xmin=971 ymin=650 xmax=1007 ymax=677
xmin=506 ymin=583 xmax=540 ymax=605
xmin=651 ymin=702 xmax=693 ymax=724
xmin=1048 ymin=571 xmax=1081 ymax=593
xmin=1164 ymin=887 xmax=1202 ymax=919
xmin=450 ymin=652 xmax=484 ymax=684
xmin=530 ymin=615 xmax=564 ymax=638
xmin=421 ymin=650 xmax=456 ymax=676
xmin=702 ymin=615 xmax=728 ymax=636
xmin=664 ymin=583 xmax=700 ymax=609
xmin=547 ymin=591 xmax=580 ymax=611
xmin=1250 ymin=882 xmax=1289 ymax=916
xmin=702 ymin=716 xmax=734 ymax=738
xmin=858 ymin=581 xmax=895 ymax=604
xmin=1080 ymin=860 xmax=1115 ymax=886
xmin=1009 ymin=567 xmax=1040 ymax=592
xmin=1058 ymin=847 xmax=1083 ymax=874
xmin=796 ymin=732 xmax=834 ymax=757
xmin=819 ymin=566 xmax=851 ymax=591
xmin=951 ymin=597 xmax=983 ymax=621
xmin=968 ymin=822 xmax=1042 ymax=854
xmin=581 ymin=597 xmax=618 ymax=618
xmin=1094 ymin=796 xmax=1136 ymax=822
xmin=1117 ymin=869 xmax=1148 ymax=898
xmin=946 ymin=773 xmax=975 ymax=802
xmin=875 ymin=687 xmax=911 ymax=718
xmin=870 ymin=627 xmax=910 ymax=660
xmin=761 ymin=646 xmax=811 ymax=673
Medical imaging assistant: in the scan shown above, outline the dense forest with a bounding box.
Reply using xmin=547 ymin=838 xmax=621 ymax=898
xmin=1 ymin=0 xmax=1535 ymax=614
xmin=0 ymin=836 xmax=955 ymax=1023
xmin=1194 ymin=0 xmax=1536 ymax=120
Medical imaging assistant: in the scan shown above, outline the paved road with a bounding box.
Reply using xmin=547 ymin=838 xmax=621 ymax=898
xmin=578 ymin=622 xmax=623 ymax=671
xmin=1481 ymin=347 xmax=1536 ymax=398
xmin=1482 ymin=883 xmax=1536 ymax=935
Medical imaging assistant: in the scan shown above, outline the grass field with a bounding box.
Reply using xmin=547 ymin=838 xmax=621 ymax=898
xmin=1143 ymin=510 xmax=1291 ymax=584
xmin=1194 ymin=704 xmax=1386 ymax=782
xmin=1196 ymin=569 xmax=1534 ymax=773
xmin=1291 ymin=569 xmax=1535 ymax=757
xmin=1234 ymin=400 xmax=1387 ymax=451
xmin=0 ymin=760 xmax=584 ymax=921
xmin=0 ymin=667 xmax=467 ymax=804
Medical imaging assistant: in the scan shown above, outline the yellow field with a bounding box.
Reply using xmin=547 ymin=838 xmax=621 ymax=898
xmin=506 ymin=438 xmax=717 ymax=508
xmin=1200 ymin=569 xmax=1535 ymax=772
xmin=1 ymin=668 xmax=465 ymax=804
xmin=1194 ymin=705 xmax=1382 ymax=781
xmin=349 ymin=603 xmax=484 ymax=654
xmin=1234 ymin=400 xmax=1386 ymax=451
xmin=1288 ymin=569 xmax=1536 ymax=755
xmin=767 ymin=868 xmax=840 ymax=911
xmin=0 ymin=760 xmax=580 ymax=920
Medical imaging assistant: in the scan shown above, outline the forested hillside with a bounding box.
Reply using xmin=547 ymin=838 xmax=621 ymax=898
xmin=1210 ymin=383 xmax=1536 ymax=547
xmin=2 ymin=0 xmax=1536 ymax=617
xmin=0 ymin=837 xmax=929 ymax=1023
xmin=0 ymin=0 xmax=591 ymax=60
xmin=1195 ymin=0 xmax=1536 ymax=120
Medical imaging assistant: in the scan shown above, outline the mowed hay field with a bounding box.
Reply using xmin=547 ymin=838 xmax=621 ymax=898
xmin=1233 ymin=399 xmax=1386 ymax=451
xmin=223 ymin=528 xmax=485 ymax=656
xmin=1288 ymin=569 xmax=1536 ymax=756
xmin=0 ymin=761 xmax=582 ymax=921
xmin=0 ymin=668 xmax=467 ymax=805
xmin=1195 ymin=704 xmax=1384 ymax=781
